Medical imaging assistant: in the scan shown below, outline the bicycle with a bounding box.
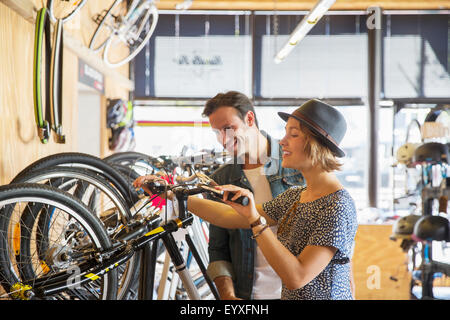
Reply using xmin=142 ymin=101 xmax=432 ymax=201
xmin=0 ymin=180 xmax=248 ymax=300
xmin=89 ymin=0 xmax=159 ymax=68
xmin=9 ymin=152 xmax=150 ymax=299
xmin=0 ymin=183 xmax=118 ymax=300
xmin=2 ymin=150 xmax=234 ymax=299
xmin=7 ymin=151 xmax=204 ymax=300
xmin=104 ymin=151 xmax=218 ymax=299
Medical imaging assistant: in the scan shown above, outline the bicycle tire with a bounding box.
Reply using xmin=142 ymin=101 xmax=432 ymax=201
xmin=47 ymin=0 xmax=88 ymax=23
xmin=103 ymin=2 xmax=158 ymax=68
xmin=105 ymin=151 xmax=155 ymax=165
xmin=0 ymin=183 xmax=118 ymax=300
xmin=11 ymin=152 xmax=140 ymax=207
xmin=105 ymin=151 xmax=159 ymax=178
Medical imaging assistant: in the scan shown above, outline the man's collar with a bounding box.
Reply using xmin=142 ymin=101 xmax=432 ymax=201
xmin=260 ymin=130 xmax=280 ymax=160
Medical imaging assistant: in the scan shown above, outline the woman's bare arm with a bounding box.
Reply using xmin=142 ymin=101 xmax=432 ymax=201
xmin=187 ymin=196 xmax=249 ymax=229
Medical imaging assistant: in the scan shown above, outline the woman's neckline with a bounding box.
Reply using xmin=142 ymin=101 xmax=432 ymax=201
xmin=297 ymin=187 xmax=345 ymax=205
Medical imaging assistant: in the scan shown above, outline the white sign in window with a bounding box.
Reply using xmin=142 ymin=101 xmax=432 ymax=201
xmin=154 ymin=36 xmax=252 ymax=97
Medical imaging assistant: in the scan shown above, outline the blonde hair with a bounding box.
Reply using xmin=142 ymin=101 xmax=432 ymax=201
xmin=300 ymin=124 xmax=343 ymax=172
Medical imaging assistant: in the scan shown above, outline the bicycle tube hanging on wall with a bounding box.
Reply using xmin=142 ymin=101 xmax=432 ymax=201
xmin=33 ymin=8 xmax=52 ymax=144
xmin=50 ymin=18 xmax=65 ymax=143
xmin=33 ymin=8 xmax=65 ymax=144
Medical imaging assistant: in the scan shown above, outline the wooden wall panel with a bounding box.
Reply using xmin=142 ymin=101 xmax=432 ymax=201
xmin=0 ymin=1 xmax=129 ymax=185
xmin=0 ymin=3 xmax=73 ymax=185
xmin=352 ymin=224 xmax=412 ymax=300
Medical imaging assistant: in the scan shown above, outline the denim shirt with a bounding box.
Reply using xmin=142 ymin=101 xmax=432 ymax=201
xmin=206 ymin=131 xmax=305 ymax=300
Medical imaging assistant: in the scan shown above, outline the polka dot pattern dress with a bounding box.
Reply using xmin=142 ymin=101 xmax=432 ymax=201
xmin=262 ymin=186 xmax=357 ymax=300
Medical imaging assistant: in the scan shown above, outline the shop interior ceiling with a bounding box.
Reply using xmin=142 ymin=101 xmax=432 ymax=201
xmin=156 ymin=0 xmax=450 ymax=10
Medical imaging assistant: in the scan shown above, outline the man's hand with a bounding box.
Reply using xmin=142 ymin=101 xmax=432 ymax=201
xmin=133 ymin=175 xmax=173 ymax=199
xmin=213 ymin=276 xmax=242 ymax=300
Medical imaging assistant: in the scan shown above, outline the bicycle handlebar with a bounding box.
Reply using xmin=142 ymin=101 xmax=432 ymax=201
xmin=143 ymin=181 xmax=249 ymax=206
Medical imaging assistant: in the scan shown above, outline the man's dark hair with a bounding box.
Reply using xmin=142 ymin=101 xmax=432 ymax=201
xmin=202 ymin=91 xmax=259 ymax=127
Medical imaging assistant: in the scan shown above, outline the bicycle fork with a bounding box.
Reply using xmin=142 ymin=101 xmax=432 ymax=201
xmin=161 ymin=233 xmax=201 ymax=300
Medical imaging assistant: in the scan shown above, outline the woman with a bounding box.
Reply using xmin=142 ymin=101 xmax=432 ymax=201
xmin=134 ymin=99 xmax=357 ymax=300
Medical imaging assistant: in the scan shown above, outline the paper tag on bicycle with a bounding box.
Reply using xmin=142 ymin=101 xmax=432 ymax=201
xmin=161 ymin=199 xmax=187 ymax=241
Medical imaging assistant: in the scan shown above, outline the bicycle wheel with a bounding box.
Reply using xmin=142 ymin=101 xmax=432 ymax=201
xmin=0 ymin=183 xmax=118 ymax=300
xmin=47 ymin=0 xmax=88 ymax=23
xmin=89 ymin=0 xmax=123 ymax=53
xmin=12 ymin=152 xmax=140 ymax=208
xmin=103 ymin=1 xmax=158 ymax=68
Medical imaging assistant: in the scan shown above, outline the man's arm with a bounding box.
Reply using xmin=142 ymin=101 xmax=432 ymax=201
xmin=206 ymin=169 xmax=242 ymax=300
xmin=206 ymin=191 xmax=242 ymax=299
xmin=213 ymin=276 xmax=242 ymax=300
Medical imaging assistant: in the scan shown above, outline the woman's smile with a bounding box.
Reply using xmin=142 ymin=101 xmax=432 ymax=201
xmin=282 ymin=150 xmax=292 ymax=158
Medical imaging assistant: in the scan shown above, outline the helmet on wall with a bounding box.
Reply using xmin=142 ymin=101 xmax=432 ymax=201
xmin=390 ymin=214 xmax=422 ymax=240
xmin=412 ymin=142 xmax=449 ymax=164
xmin=413 ymin=215 xmax=450 ymax=242
xmin=107 ymin=99 xmax=133 ymax=129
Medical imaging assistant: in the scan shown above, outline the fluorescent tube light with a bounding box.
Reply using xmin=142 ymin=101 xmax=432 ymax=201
xmin=274 ymin=0 xmax=336 ymax=63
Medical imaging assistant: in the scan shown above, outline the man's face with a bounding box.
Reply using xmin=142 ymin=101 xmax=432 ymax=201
xmin=208 ymin=106 xmax=252 ymax=157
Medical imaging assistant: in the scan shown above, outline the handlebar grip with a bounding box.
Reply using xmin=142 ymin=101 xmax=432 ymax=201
xmin=225 ymin=193 xmax=249 ymax=206
xmin=199 ymin=185 xmax=249 ymax=206
xmin=143 ymin=181 xmax=167 ymax=194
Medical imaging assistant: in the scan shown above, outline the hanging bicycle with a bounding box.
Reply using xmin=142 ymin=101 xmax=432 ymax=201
xmin=89 ymin=0 xmax=159 ymax=68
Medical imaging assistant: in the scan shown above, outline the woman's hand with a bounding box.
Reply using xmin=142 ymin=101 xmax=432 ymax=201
xmin=215 ymin=185 xmax=259 ymax=224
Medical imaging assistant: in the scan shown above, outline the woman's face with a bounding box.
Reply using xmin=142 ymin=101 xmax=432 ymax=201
xmin=279 ymin=117 xmax=311 ymax=171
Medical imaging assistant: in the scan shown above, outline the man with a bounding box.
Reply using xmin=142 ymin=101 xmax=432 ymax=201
xmin=203 ymin=91 xmax=304 ymax=300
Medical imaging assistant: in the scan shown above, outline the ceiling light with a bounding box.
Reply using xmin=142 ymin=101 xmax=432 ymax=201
xmin=274 ymin=0 xmax=336 ymax=63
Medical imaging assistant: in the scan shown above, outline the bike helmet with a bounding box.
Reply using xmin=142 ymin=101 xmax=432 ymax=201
xmin=107 ymin=99 xmax=127 ymax=129
xmin=396 ymin=143 xmax=419 ymax=166
xmin=390 ymin=214 xmax=422 ymax=240
xmin=413 ymin=215 xmax=450 ymax=242
xmin=412 ymin=142 xmax=449 ymax=164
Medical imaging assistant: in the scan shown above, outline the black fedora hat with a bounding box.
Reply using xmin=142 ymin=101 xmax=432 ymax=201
xmin=278 ymin=99 xmax=347 ymax=158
